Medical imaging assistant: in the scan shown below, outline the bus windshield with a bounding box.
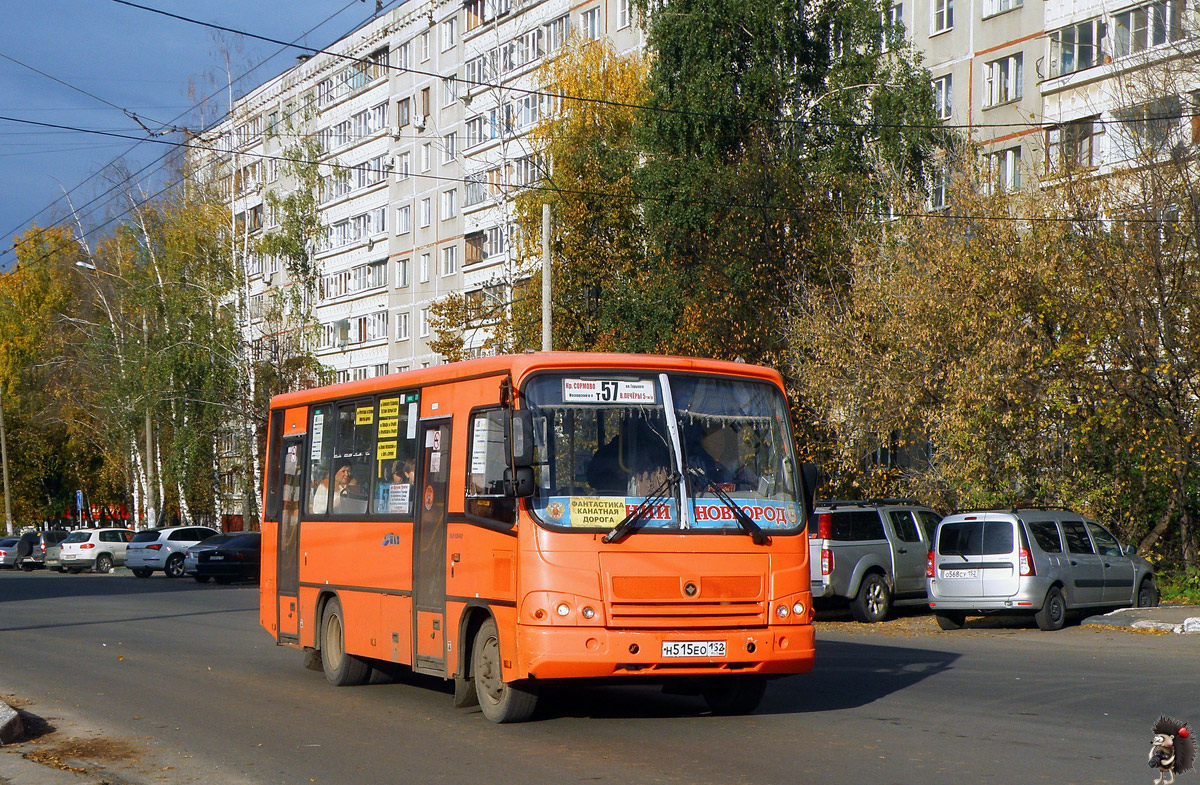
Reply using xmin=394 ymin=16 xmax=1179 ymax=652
xmin=523 ymin=372 xmax=802 ymax=535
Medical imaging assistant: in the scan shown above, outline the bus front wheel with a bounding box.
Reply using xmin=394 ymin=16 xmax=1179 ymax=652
xmin=701 ymin=674 xmax=767 ymax=715
xmin=320 ymin=597 xmax=371 ymax=686
xmin=472 ymin=618 xmax=537 ymax=723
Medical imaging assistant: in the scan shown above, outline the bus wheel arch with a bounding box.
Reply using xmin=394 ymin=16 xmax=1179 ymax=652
xmin=453 ymin=607 xmax=490 ymax=709
xmin=319 ymin=593 xmax=372 ymax=686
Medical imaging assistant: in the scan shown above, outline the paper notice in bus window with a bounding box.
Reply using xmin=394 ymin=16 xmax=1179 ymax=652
xmin=568 ymin=497 xmax=626 ymax=528
xmin=470 ymin=418 xmax=490 ymax=475
xmin=430 ymin=452 xmax=442 ymax=474
xmin=389 ymin=483 xmax=410 ymax=513
xmin=377 ymin=440 xmax=397 ymax=461
xmin=310 ymin=414 xmax=324 ymax=460
xmin=378 ymin=418 xmax=398 ymax=439
xmin=356 ymin=406 xmax=374 ymax=426
xmin=378 ymin=398 xmax=400 ymax=418
xmin=562 ymin=379 xmax=656 ymax=404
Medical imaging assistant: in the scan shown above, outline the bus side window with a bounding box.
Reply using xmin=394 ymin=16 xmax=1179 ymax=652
xmin=306 ymin=406 xmax=335 ymax=516
xmin=330 ymin=401 xmax=374 ymax=515
xmin=466 ymin=409 xmax=515 ymax=525
xmin=373 ymin=392 xmax=419 ymax=516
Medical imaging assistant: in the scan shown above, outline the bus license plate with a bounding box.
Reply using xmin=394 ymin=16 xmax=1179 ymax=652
xmin=942 ymin=568 xmax=979 ymax=579
xmin=662 ymin=640 xmax=725 ymax=658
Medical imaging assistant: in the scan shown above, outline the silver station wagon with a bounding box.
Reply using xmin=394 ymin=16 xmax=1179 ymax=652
xmin=927 ymin=508 xmax=1158 ymax=631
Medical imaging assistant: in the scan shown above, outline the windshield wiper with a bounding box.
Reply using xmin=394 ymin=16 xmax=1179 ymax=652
xmin=602 ymin=470 xmax=680 ymax=544
xmin=687 ymin=468 xmax=771 ymax=545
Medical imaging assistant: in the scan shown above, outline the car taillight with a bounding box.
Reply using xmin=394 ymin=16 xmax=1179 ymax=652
xmin=817 ymin=512 xmax=832 ymax=540
xmin=230 ymin=553 xmax=245 ymax=561
xmin=821 ymin=547 xmax=833 ymax=576
xmin=147 ymin=543 xmax=163 ymax=550
xmin=81 ymin=543 xmax=95 ymax=549
xmin=39 ymin=543 xmax=46 ymax=552
xmin=1019 ymin=547 xmax=1034 ymax=576
xmin=926 ymin=550 xmax=935 ymax=578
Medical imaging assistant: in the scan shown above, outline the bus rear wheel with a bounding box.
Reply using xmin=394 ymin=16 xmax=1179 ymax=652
xmin=320 ymin=597 xmax=371 ymax=686
xmin=472 ymin=618 xmax=537 ymax=723
xmin=701 ymin=674 xmax=767 ymax=715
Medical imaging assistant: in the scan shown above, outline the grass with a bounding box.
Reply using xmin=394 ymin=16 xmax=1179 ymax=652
xmin=1155 ymin=567 xmax=1200 ymax=605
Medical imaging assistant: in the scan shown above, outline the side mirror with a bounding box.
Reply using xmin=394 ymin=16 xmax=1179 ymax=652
xmin=504 ymin=467 xmax=535 ymax=498
xmin=511 ymin=410 xmax=534 ymax=468
xmin=800 ymin=462 xmax=819 ymax=521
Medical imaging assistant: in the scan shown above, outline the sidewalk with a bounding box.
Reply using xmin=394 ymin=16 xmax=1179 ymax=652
xmin=1081 ymin=604 xmax=1200 ymax=634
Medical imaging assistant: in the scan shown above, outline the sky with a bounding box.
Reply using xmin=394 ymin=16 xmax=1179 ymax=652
xmin=0 ymin=0 xmax=401 ymax=270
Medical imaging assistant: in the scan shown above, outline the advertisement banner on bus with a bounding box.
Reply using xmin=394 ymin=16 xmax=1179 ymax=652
xmin=539 ymin=496 xmax=798 ymax=530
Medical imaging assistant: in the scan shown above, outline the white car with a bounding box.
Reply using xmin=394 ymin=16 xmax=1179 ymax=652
xmin=126 ymin=526 xmax=219 ymax=578
xmin=59 ymin=528 xmax=135 ymax=573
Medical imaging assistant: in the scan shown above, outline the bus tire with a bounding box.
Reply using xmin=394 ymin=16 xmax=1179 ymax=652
xmin=701 ymin=674 xmax=767 ymax=715
xmin=321 ymin=597 xmax=371 ymax=686
xmin=472 ymin=618 xmax=537 ymax=723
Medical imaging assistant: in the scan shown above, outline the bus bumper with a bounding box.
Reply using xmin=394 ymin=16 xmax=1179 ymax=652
xmin=516 ymin=625 xmax=815 ymax=681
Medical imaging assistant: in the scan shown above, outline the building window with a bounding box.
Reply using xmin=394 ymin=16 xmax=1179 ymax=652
xmin=420 ymin=31 xmax=430 ymax=62
xmin=546 ymin=15 xmax=570 ymax=52
xmin=983 ymin=0 xmax=1022 ymax=17
xmin=580 ymin=7 xmax=601 ymax=40
xmin=441 ymin=189 xmax=458 ymax=219
xmin=932 ymin=74 xmax=952 ymax=119
xmin=443 ymin=132 xmax=457 ymax=162
xmin=441 ymin=245 xmax=458 ymax=276
xmin=395 ymin=151 xmax=410 ymax=180
xmin=396 ymin=205 xmax=412 ymax=234
xmin=1050 ymin=19 xmax=1106 ymax=77
xmin=618 ymin=0 xmax=631 ymax=28
xmin=1114 ymin=0 xmax=1184 ymax=57
xmin=1046 ymin=117 xmax=1099 ymax=172
xmin=396 ymin=311 xmax=410 ymax=341
xmin=421 ymin=143 xmax=432 ymax=172
xmin=465 ymin=172 xmax=486 ymax=206
xmin=396 ymin=97 xmax=411 ymax=127
xmin=419 ymin=197 xmax=431 ymax=228
xmin=929 ymin=167 xmax=947 ymax=210
xmin=443 ymin=76 xmax=458 ymax=107
xmin=931 ymin=0 xmax=953 ymax=33
xmin=1116 ymin=96 xmax=1182 ymax=157
xmin=984 ymin=53 xmax=1022 ymax=107
xmin=882 ymin=2 xmax=903 ymax=50
xmin=987 ymin=146 xmax=1021 ymax=192
xmin=419 ymin=307 xmax=431 ymax=337
xmin=419 ymin=253 xmax=430 ymax=283
xmin=397 ymin=42 xmax=411 ymax=70
xmin=396 ymin=258 xmax=410 ymax=288
xmin=442 ymin=17 xmax=458 ymax=51
xmin=420 ymin=87 xmax=431 ymax=119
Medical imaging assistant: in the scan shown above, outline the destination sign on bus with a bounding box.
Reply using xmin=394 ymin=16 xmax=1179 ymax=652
xmin=562 ymin=379 xmax=656 ymax=404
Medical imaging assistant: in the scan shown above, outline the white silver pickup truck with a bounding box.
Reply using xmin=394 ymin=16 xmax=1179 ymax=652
xmin=809 ymin=500 xmax=942 ymax=622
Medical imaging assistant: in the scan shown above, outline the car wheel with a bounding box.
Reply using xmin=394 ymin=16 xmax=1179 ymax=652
xmin=1137 ymin=578 xmax=1159 ymax=607
xmin=473 ymin=617 xmax=538 ymax=723
xmin=20 ymin=562 xmax=34 ymax=572
xmin=935 ymin=611 xmax=967 ymax=630
xmin=164 ymin=553 xmax=185 ymax=578
xmin=320 ymin=597 xmax=372 ymax=687
xmin=131 ymin=567 xmax=152 ymax=579
xmin=849 ymin=573 xmax=892 ymax=623
xmin=94 ymin=554 xmax=113 ymax=574
xmin=194 ymin=575 xmax=211 ymax=584
xmin=1034 ymin=586 xmax=1067 ymax=631
xmin=701 ymin=674 xmax=768 ymax=715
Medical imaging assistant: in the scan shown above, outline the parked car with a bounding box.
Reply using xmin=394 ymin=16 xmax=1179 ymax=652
xmin=0 ymin=537 xmax=18 ymax=568
xmin=184 ymin=533 xmax=240 ymax=582
xmin=809 ymin=499 xmax=942 ymax=622
xmin=194 ymin=532 xmax=261 ymax=585
xmin=927 ymin=507 xmax=1158 ymax=631
xmin=59 ymin=528 xmax=135 ymax=573
xmin=44 ymin=538 xmax=66 ymax=571
xmin=125 ymin=526 xmax=219 ymax=578
xmin=15 ymin=530 xmax=70 ymax=571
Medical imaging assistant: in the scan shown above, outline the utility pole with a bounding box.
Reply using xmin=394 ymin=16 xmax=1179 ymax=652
xmin=0 ymin=385 xmax=12 ymax=536
xmin=541 ymin=203 xmax=552 ymax=352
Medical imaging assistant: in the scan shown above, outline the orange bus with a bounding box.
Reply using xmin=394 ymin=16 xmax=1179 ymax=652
xmin=259 ymin=352 xmax=817 ymax=722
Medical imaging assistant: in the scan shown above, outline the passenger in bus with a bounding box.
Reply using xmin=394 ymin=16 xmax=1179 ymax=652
xmin=685 ymin=422 xmax=758 ymax=491
xmin=331 ymin=461 xmax=366 ymax=513
xmin=587 ymin=436 xmax=630 ymax=496
xmin=628 ymin=438 xmax=673 ymax=497
xmin=310 ymin=467 xmax=330 ymax=515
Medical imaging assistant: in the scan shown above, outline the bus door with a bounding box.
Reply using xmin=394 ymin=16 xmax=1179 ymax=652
xmin=276 ymin=433 xmax=305 ymax=642
xmin=413 ymin=418 xmax=452 ymax=675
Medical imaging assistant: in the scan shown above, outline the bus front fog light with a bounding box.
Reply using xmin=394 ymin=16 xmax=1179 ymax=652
xmin=775 ymin=605 xmax=790 ymax=618
xmin=581 ymin=606 xmax=595 ymax=619
xmin=556 ymin=603 xmax=571 ymax=617
xmin=792 ymin=601 xmax=806 ymax=616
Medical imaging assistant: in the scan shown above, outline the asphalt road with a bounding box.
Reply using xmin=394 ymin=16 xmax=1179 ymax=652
xmin=0 ymin=569 xmax=1194 ymax=785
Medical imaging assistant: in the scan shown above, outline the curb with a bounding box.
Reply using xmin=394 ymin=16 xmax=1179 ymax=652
xmin=0 ymin=699 xmax=22 ymax=744
xmin=1081 ymin=605 xmax=1200 ymax=634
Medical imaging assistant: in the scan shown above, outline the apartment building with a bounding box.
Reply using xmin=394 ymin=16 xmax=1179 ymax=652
xmin=198 ymin=0 xmax=644 ymax=384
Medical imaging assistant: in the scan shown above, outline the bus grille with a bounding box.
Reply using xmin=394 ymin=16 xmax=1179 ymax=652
xmin=608 ymin=601 xmax=767 ymax=628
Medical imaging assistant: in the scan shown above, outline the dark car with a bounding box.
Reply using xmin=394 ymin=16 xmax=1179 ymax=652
xmin=16 ymin=530 xmax=70 ymax=571
xmin=194 ymin=532 xmax=260 ymax=584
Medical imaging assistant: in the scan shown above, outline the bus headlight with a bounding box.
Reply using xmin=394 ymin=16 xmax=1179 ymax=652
xmin=792 ymin=601 xmax=806 ymax=616
xmin=581 ymin=606 xmax=596 ymax=619
xmin=775 ymin=605 xmax=790 ymax=618
xmin=556 ymin=602 xmax=571 ymax=617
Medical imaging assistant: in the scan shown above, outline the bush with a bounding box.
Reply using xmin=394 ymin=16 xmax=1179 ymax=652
xmin=1155 ymin=567 xmax=1200 ymax=605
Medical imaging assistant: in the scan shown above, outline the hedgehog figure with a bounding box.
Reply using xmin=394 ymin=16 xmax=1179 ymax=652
xmin=1150 ymin=716 xmax=1195 ymax=785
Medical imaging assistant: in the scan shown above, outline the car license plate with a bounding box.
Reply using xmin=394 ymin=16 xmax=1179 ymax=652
xmin=661 ymin=640 xmax=725 ymax=658
xmin=210 ymin=555 xmax=224 ymax=561
xmin=942 ymin=568 xmax=980 ymax=579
